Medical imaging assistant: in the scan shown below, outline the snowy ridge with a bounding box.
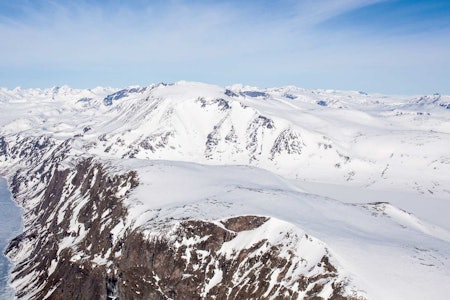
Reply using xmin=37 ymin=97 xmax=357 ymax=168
xmin=359 ymin=202 xmax=450 ymax=243
xmin=1 ymin=81 xmax=449 ymax=196
xmin=1 ymin=146 xmax=365 ymax=299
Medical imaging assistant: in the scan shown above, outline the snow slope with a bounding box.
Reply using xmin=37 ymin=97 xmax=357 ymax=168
xmin=1 ymin=81 xmax=448 ymax=196
xmin=119 ymin=160 xmax=450 ymax=300
xmin=0 ymin=81 xmax=449 ymax=299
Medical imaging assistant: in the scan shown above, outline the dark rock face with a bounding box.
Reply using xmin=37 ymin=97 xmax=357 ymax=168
xmin=4 ymin=145 xmax=138 ymax=299
xmin=221 ymin=215 xmax=268 ymax=232
xmin=0 ymin=136 xmax=7 ymax=157
xmin=270 ymin=129 xmax=303 ymax=159
xmin=104 ymin=87 xmax=147 ymax=106
xmin=247 ymin=116 xmax=275 ymax=162
xmin=197 ymin=97 xmax=231 ymax=111
xmin=284 ymin=93 xmax=297 ymax=100
xmin=0 ymin=134 xmax=55 ymax=170
xmin=108 ymin=217 xmax=356 ymax=300
xmin=138 ymin=132 xmax=173 ymax=153
xmin=240 ymin=91 xmax=269 ymax=98
xmin=224 ymin=89 xmax=238 ymax=97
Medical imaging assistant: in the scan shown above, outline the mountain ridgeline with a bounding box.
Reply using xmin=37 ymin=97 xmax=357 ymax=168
xmin=0 ymin=82 xmax=449 ymax=299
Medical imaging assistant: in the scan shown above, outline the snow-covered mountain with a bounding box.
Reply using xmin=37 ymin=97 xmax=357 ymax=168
xmin=0 ymin=81 xmax=449 ymax=299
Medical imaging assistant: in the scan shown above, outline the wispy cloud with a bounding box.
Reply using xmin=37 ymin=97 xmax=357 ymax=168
xmin=0 ymin=0 xmax=449 ymax=93
xmin=289 ymin=0 xmax=387 ymax=27
xmin=0 ymin=0 xmax=389 ymax=65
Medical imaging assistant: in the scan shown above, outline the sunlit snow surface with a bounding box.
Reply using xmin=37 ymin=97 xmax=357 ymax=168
xmin=0 ymin=82 xmax=449 ymax=299
xmin=1 ymin=82 xmax=448 ymax=197
xmin=116 ymin=160 xmax=450 ymax=300
xmin=0 ymin=179 xmax=22 ymax=300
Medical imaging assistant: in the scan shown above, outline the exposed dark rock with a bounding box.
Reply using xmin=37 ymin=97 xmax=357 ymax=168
xmin=0 ymin=136 xmax=7 ymax=158
xmin=197 ymin=97 xmax=231 ymax=111
xmin=439 ymin=103 xmax=450 ymax=109
xmin=138 ymin=132 xmax=173 ymax=153
xmin=104 ymin=87 xmax=147 ymax=106
xmin=224 ymin=126 xmax=238 ymax=144
xmin=5 ymin=153 xmax=138 ymax=299
xmin=246 ymin=115 xmax=275 ymax=162
xmin=221 ymin=215 xmax=268 ymax=232
xmin=205 ymin=130 xmax=220 ymax=159
xmin=224 ymin=89 xmax=238 ymax=97
xmin=284 ymin=93 xmax=297 ymax=100
xmin=77 ymin=97 xmax=93 ymax=104
xmin=270 ymin=128 xmax=303 ymax=159
xmin=240 ymin=91 xmax=268 ymax=98
xmin=109 ymin=217 xmax=356 ymax=300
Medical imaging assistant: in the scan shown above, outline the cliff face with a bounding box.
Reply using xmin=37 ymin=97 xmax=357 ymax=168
xmin=111 ymin=216 xmax=351 ymax=300
xmin=2 ymin=136 xmax=136 ymax=299
xmin=1 ymin=136 xmax=362 ymax=299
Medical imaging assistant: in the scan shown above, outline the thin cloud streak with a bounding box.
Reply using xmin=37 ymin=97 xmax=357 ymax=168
xmin=291 ymin=0 xmax=387 ymax=27
xmin=0 ymin=1 xmax=286 ymax=70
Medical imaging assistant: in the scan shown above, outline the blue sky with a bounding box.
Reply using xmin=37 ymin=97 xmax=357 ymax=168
xmin=0 ymin=0 xmax=449 ymax=94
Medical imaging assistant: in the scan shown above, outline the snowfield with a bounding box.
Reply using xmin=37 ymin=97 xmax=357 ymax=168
xmin=119 ymin=160 xmax=450 ymax=300
xmin=0 ymin=81 xmax=449 ymax=299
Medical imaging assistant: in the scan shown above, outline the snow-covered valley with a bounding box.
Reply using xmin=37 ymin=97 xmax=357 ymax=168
xmin=0 ymin=81 xmax=449 ymax=299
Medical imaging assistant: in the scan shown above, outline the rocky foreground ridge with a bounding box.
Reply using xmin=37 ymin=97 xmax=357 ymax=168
xmin=0 ymin=135 xmax=362 ymax=299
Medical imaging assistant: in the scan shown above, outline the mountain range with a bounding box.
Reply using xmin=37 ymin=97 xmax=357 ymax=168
xmin=0 ymin=81 xmax=449 ymax=299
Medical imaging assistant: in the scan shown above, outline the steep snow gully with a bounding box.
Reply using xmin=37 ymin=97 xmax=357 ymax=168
xmin=0 ymin=81 xmax=449 ymax=299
